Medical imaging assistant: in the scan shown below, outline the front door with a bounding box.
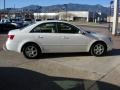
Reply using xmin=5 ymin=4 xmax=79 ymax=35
xmin=56 ymin=22 xmax=91 ymax=52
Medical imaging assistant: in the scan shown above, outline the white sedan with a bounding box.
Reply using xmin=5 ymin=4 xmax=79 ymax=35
xmin=3 ymin=20 xmax=113 ymax=59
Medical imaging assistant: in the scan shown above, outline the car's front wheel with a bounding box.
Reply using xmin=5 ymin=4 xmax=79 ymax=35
xmin=23 ymin=43 xmax=41 ymax=59
xmin=90 ymin=42 xmax=107 ymax=56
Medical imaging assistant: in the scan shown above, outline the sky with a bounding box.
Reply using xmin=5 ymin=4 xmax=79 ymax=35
xmin=0 ymin=0 xmax=111 ymax=9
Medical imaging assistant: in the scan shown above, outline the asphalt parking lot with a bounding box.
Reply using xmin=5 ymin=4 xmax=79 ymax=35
xmin=0 ymin=26 xmax=120 ymax=90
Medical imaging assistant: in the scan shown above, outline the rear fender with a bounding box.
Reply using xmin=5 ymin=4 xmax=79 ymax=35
xmin=18 ymin=40 xmax=43 ymax=53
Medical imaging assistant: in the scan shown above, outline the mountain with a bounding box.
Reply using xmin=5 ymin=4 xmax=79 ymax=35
xmin=42 ymin=4 xmax=108 ymax=13
xmin=22 ymin=5 xmax=42 ymax=12
xmin=1 ymin=3 xmax=109 ymax=14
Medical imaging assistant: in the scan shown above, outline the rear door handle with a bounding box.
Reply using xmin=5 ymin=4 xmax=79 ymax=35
xmin=39 ymin=36 xmax=44 ymax=38
xmin=63 ymin=36 xmax=69 ymax=39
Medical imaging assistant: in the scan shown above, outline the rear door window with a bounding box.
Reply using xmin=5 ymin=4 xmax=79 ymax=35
xmin=31 ymin=22 xmax=56 ymax=33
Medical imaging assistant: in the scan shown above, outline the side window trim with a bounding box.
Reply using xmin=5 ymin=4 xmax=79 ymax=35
xmin=56 ymin=22 xmax=79 ymax=34
xmin=30 ymin=22 xmax=57 ymax=33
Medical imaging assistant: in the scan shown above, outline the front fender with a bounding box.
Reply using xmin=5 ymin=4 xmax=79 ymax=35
xmin=87 ymin=39 xmax=99 ymax=52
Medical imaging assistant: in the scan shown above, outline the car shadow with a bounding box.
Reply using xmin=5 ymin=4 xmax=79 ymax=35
xmin=107 ymin=49 xmax=120 ymax=56
xmin=39 ymin=49 xmax=120 ymax=59
xmin=0 ymin=67 xmax=119 ymax=90
xmin=39 ymin=52 xmax=91 ymax=59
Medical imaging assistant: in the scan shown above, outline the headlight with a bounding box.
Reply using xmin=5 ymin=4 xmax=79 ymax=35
xmin=108 ymin=37 xmax=112 ymax=42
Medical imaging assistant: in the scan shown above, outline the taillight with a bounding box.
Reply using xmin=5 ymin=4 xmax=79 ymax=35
xmin=8 ymin=35 xmax=15 ymax=40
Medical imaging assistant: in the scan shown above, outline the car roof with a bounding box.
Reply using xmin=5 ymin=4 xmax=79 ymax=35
xmin=35 ymin=20 xmax=68 ymax=25
xmin=21 ymin=20 xmax=78 ymax=33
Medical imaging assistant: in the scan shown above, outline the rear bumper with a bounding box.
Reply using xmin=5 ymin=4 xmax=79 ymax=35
xmin=5 ymin=40 xmax=19 ymax=52
xmin=3 ymin=44 xmax=8 ymax=51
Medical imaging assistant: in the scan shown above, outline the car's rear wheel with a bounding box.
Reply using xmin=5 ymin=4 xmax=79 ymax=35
xmin=90 ymin=42 xmax=107 ymax=56
xmin=23 ymin=43 xmax=41 ymax=59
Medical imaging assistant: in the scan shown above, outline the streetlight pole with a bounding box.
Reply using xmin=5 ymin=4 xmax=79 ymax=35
xmin=112 ymin=0 xmax=119 ymax=35
xmin=108 ymin=1 xmax=113 ymax=32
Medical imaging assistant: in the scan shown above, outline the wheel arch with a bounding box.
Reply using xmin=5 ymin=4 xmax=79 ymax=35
xmin=88 ymin=41 xmax=107 ymax=52
xmin=19 ymin=41 xmax=41 ymax=53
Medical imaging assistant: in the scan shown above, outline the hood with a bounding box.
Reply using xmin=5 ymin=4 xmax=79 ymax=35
xmin=86 ymin=31 xmax=109 ymax=39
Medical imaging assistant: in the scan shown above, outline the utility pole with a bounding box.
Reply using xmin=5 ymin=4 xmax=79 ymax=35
xmin=4 ymin=0 xmax=5 ymax=10
xmin=64 ymin=4 xmax=67 ymax=21
xmin=14 ymin=4 xmax=15 ymax=9
xmin=112 ymin=0 xmax=119 ymax=35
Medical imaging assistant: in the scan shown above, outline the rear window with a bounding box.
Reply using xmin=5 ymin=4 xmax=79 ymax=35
xmin=31 ymin=22 xmax=56 ymax=33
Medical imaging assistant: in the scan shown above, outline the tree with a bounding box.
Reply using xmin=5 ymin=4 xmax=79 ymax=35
xmin=60 ymin=13 xmax=76 ymax=21
xmin=41 ymin=15 xmax=48 ymax=20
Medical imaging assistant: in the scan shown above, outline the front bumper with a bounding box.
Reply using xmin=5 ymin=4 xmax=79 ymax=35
xmin=107 ymin=38 xmax=113 ymax=51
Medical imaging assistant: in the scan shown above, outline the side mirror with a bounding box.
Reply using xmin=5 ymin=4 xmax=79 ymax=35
xmin=79 ymin=31 xmax=86 ymax=35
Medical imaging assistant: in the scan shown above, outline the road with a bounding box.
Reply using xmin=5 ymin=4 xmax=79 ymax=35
xmin=0 ymin=26 xmax=120 ymax=90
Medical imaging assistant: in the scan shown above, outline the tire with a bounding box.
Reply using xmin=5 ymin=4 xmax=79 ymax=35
xmin=90 ymin=42 xmax=107 ymax=56
xmin=23 ymin=43 xmax=41 ymax=59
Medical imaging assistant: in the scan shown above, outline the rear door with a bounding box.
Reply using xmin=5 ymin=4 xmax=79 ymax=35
xmin=30 ymin=22 xmax=62 ymax=53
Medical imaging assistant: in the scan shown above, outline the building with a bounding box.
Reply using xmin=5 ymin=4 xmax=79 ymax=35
xmin=0 ymin=10 xmax=107 ymax=22
xmin=59 ymin=11 xmax=90 ymax=22
xmin=34 ymin=13 xmax=59 ymax=20
xmin=34 ymin=11 xmax=92 ymax=22
xmin=107 ymin=16 xmax=120 ymax=23
xmin=34 ymin=11 xmax=107 ymax=22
